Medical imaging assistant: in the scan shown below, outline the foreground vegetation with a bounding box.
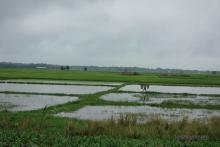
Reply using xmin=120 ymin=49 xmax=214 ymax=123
xmin=0 ymin=110 xmax=219 ymax=146
xmin=2 ymin=130 xmax=219 ymax=147
xmin=0 ymin=68 xmax=220 ymax=86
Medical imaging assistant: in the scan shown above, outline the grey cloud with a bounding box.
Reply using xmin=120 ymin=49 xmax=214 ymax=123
xmin=0 ymin=0 xmax=220 ymax=70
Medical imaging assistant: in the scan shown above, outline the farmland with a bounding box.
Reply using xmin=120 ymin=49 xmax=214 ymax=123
xmin=0 ymin=68 xmax=220 ymax=86
xmin=0 ymin=68 xmax=220 ymax=146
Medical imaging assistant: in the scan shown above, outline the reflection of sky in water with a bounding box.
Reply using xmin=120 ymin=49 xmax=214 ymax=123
xmin=0 ymin=93 xmax=78 ymax=111
xmin=57 ymin=106 xmax=220 ymax=123
xmin=0 ymin=80 xmax=122 ymax=86
xmin=100 ymin=93 xmax=220 ymax=105
xmin=120 ymin=85 xmax=220 ymax=95
xmin=0 ymin=83 xmax=113 ymax=94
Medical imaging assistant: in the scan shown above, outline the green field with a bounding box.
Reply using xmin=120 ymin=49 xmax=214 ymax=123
xmin=0 ymin=68 xmax=220 ymax=86
xmin=0 ymin=68 xmax=220 ymax=146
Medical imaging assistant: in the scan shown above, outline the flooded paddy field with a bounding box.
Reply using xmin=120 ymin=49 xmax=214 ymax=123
xmin=0 ymin=72 xmax=220 ymax=145
xmin=0 ymin=83 xmax=113 ymax=95
xmin=100 ymin=93 xmax=220 ymax=105
xmin=0 ymin=79 xmax=122 ymax=86
xmin=120 ymin=84 xmax=220 ymax=95
xmin=56 ymin=105 xmax=220 ymax=123
xmin=0 ymin=93 xmax=78 ymax=111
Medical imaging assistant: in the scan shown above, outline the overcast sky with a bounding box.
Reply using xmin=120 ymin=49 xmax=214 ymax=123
xmin=0 ymin=0 xmax=220 ymax=70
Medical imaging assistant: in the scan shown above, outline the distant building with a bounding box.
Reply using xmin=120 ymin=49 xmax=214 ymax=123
xmin=36 ymin=67 xmax=47 ymax=69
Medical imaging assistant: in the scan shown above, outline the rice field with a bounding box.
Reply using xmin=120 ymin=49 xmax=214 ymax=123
xmin=0 ymin=69 xmax=220 ymax=146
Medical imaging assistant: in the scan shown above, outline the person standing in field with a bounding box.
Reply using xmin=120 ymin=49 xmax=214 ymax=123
xmin=140 ymin=84 xmax=150 ymax=92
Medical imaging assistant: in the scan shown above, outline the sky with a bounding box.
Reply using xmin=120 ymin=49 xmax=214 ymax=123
xmin=0 ymin=0 xmax=220 ymax=70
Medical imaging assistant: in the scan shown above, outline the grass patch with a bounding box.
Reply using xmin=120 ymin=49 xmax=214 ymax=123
xmin=65 ymin=115 xmax=220 ymax=140
xmin=0 ymin=68 xmax=220 ymax=86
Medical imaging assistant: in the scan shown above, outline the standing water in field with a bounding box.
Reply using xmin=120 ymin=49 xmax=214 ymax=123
xmin=120 ymin=85 xmax=220 ymax=95
xmin=56 ymin=106 xmax=220 ymax=123
xmin=0 ymin=93 xmax=78 ymax=111
xmin=0 ymin=79 xmax=122 ymax=86
xmin=0 ymin=83 xmax=113 ymax=94
xmin=100 ymin=93 xmax=220 ymax=105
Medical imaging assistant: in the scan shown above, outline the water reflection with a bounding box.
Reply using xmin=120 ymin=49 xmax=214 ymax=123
xmin=121 ymin=84 xmax=220 ymax=95
xmin=100 ymin=93 xmax=220 ymax=105
xmin=0 ymin=79 xmax=122 ymax=86
xmin=0 ymin=93 xmax=78 ymax=111
xmin=56 ymin=106 xmax=220 ymax=123
xmin=0 ymin=83 xmax=113 ymax=94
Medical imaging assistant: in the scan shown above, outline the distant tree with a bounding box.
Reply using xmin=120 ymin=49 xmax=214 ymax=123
xmin=60 ymin=66 xmax=64 ymax=70
xmin=212 ymin=71 xmax=217 ymax=75
xmin=84 ymin=67 xmax=87 ymax=71
xmin=66 ymin=66 xmax=70 ymax=70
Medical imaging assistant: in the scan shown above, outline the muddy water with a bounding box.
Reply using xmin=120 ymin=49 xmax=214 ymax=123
xmin=120 ymin=85 xmax=220 ymax=95
xmin=56 ymin=106 xmax=220 ymax=122
xmin=0 ymin=80 xmax=122 ymax=86
xmin=100 ymin=93 xmax=220 ymax=105
xmin=0 ymin=93 xmax=78 ymax=111
xmin=0 ymin=83 xmax=113 ymax=94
